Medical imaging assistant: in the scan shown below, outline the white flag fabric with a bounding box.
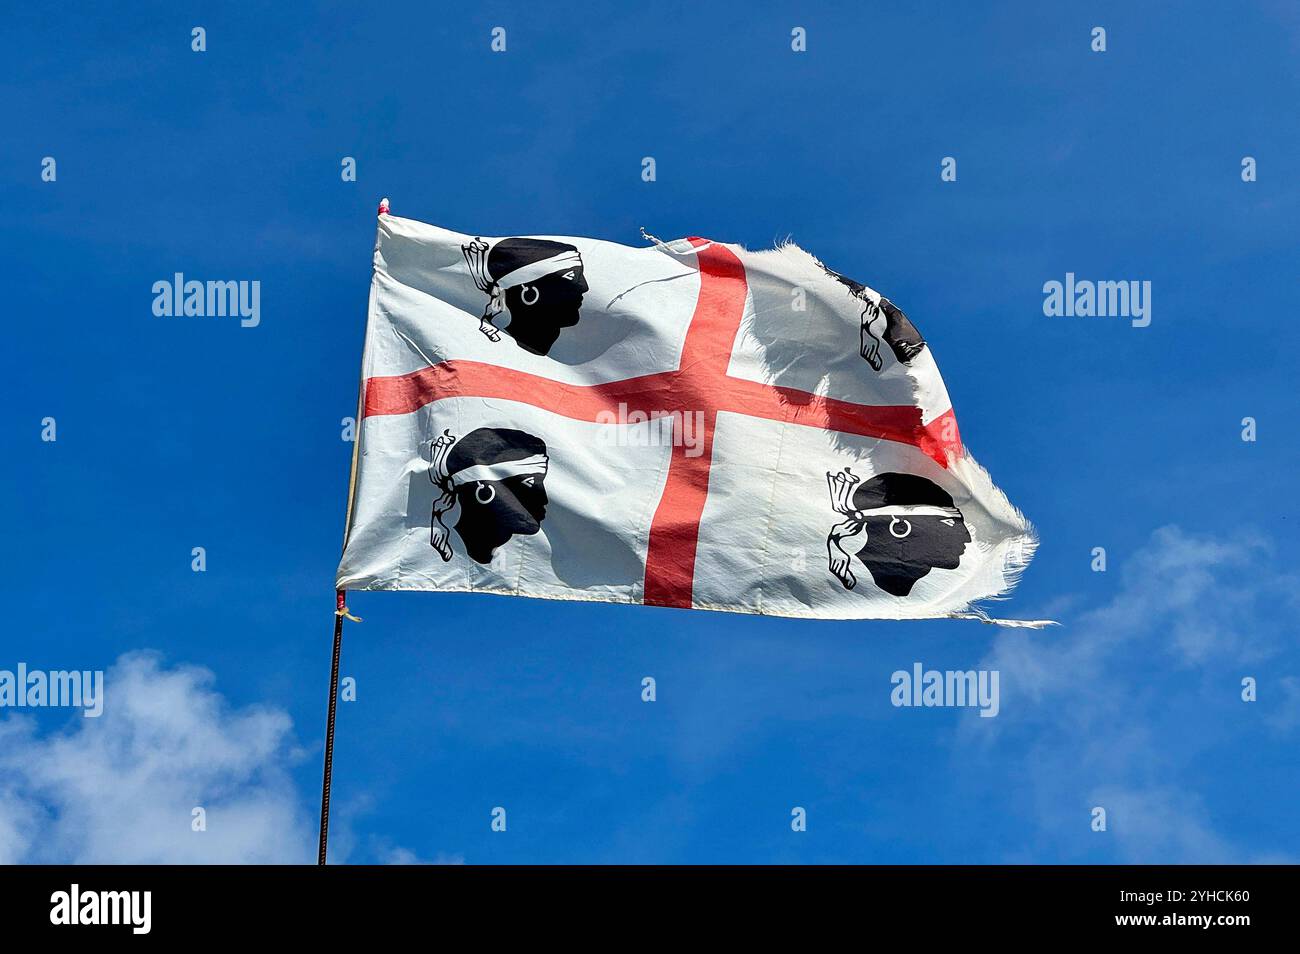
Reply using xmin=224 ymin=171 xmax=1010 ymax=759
xmin=336 ymin=207 xmax=1042 ymax=623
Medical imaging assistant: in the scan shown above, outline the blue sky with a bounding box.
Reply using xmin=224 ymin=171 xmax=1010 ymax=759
xmin=2 ymin=1 xmax=1297 ymax=863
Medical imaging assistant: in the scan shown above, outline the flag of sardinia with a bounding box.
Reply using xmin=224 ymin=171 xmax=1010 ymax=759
xmin=335 ymin=203 xmax=1043 ymax=624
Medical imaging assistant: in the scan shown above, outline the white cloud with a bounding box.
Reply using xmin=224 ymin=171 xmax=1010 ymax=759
xmin=0 ymin=652 xmax=314 ymax=863
xmin=0 ymin=652 xmax=467 ymax=865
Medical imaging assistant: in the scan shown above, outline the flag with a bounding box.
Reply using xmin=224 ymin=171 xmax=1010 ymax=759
xmin=336 ymin=204 xmax=1043 ymax=624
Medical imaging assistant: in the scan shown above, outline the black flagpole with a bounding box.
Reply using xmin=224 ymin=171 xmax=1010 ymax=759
xmin=317 ymin=590 xmax=347 ymax=865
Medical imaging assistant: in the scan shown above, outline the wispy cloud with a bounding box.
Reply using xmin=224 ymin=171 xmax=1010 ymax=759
xmin=380 ymin=845 xmax=466 ymax=865
xmin=970 ymin=525 xmax=1300 ymax=862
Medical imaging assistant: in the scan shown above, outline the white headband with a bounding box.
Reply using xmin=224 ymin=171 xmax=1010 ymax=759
xmin=493 ymin=250 xmax=584 ymax=291
xmin=855 ymin=505 xmax=961 ymax=519
xmin=448 ymin=454 xmax=548 ymax=488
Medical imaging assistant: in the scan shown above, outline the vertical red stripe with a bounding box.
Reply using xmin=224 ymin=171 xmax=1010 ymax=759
xmin=642 ymin=413 xmax=719 ymax=608
xmin=642 ymin=241 xmax=749 ymax=608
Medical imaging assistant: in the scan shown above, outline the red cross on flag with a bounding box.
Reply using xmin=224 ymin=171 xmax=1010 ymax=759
xmin=336 ymin=204 xmax=1044 ymax=625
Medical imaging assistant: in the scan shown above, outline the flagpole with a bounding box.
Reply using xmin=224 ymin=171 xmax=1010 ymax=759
xmin=317 ymin=590 xmax=348 ymax=865
xmin=318 ymin=199 xmax=384 ymax=865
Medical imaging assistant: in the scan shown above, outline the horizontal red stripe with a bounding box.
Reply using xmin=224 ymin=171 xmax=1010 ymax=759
xmin=364 ymin=361 xmax=954 ymax=465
